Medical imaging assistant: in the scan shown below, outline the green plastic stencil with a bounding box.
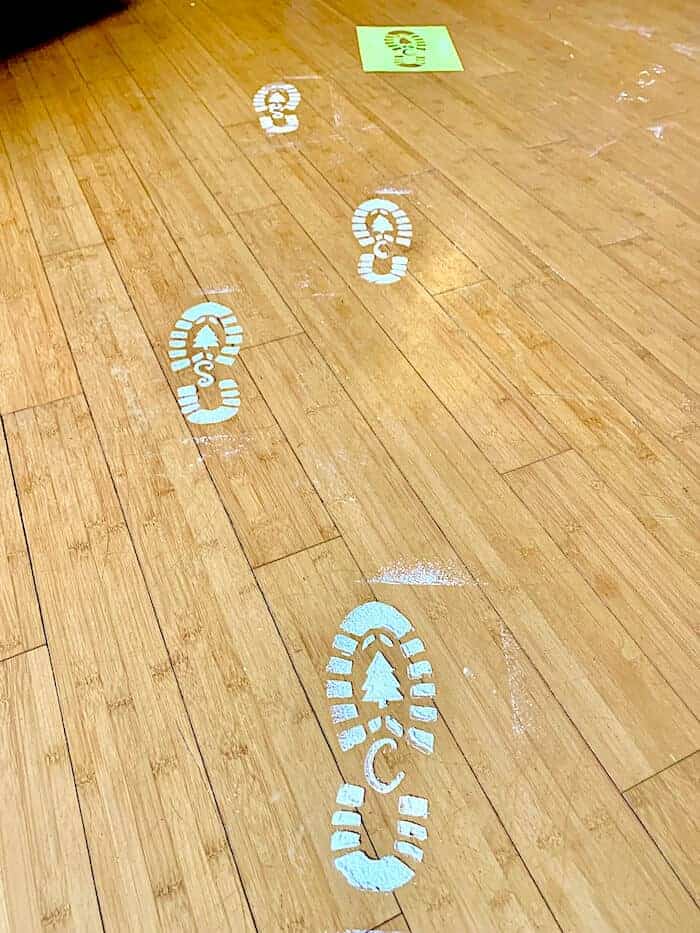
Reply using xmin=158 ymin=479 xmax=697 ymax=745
xmin=356 ymin=25 xmax=463 ymax=72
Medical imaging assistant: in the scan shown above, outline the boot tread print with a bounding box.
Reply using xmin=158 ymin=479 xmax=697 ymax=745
xmin=327 ymin=601 xmax=436 ymax=893
xmin=352 ymin=198 xmax=413 ymax=285
xmin=252 ymin=82 xmax=301 ymax=135
xmin=384 ymin=30 xmax=428 ymax=68
xmin=169 ymin=301 xmax=242 ymax=425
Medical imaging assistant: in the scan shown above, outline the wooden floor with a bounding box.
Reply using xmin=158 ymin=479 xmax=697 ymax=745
xmin=0 ymin=0 xmax=698 ymax=929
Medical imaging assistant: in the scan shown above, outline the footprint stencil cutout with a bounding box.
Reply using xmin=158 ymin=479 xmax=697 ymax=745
xmin=384 ymin=30 xmax=428 ymax=68
xmin=352 ymin=198 xmax=413 ymax=284
xmin=327 ymin=601 xmax=437 ymax=892
xmin=168 ymin=302 xmax=243 ymax=425
xmin=252 ymin=82 xmax=301 ymax=135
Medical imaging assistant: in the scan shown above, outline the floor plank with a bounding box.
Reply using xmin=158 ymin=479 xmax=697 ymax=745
xmin=0 ymin=647 xmax=100 ymax=931
xmin=625 ymin=753 xmax=699 ymax=904
xmin=6 ymin=396 xmax=256 ymax=931
xmin=0 ymin=424 xmax=42 ymax=660
xmin=0 ymin=149 xmax=80 ymax=414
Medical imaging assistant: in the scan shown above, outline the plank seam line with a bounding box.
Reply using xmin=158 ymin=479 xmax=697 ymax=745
xmin=252 ymin=534 xmax=342 ymax=570
xmin=500 ymin=447 xmax=574 ymax=475
xmin=0 ymin=391 xmax=83 ymax=419
xmin=0 ymin=642 xmax=47 ymax=667
xmin=623 ymin=748 xmax=700 ymax=795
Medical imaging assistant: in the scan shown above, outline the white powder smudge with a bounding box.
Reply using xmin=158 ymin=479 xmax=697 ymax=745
xmin=203 ymin=284 xmax=239 ymax=295
xmin=110 ymin=365 xmax=148 ymax=427
xmin=375 ymin=186 xmax=412 ymax=195
xmin=588 ymin=139 xmax=616 ymax=157
xmin=670 ymin=42 xmax=698 ymax=59
xmin=184 ymin=433 xmax=249 ymax=459
xmin=368 ymin=560 xmax=469 ymax=587
xmin=499 ymin=623 xmax=533 ymax=737
xmin=616 ymin=90 xmax=649 ymax=103
xmin=463 ymin=666 xmax=476 ymax=680
xmin=609 ymin=22 xmax=654 ymax=38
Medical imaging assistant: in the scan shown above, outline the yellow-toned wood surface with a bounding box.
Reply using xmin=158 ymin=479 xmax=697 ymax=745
xmin=0 ymin=647 xmax=100 ymax=930
xmin=0 ymin=0 xmax=697 ymax=928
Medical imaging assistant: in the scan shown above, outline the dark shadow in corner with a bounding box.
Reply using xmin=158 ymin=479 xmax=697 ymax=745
xmin=0 ymin=1 xmax=129 ymax=60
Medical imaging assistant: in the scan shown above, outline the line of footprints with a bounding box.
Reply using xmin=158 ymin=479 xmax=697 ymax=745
xmin=167 ymin=83 xmax=433 ymax=897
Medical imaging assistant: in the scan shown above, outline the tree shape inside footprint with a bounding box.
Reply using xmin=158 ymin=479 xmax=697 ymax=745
xmin=362 ymin=650 xmax=403 ymax=709
xmin=193 ymin=323 xmax=219 ymax=354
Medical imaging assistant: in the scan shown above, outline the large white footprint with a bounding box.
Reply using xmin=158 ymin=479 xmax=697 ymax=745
xmin=252 ymin=82 xmax=301 ymax=135
xmin=169 ymin=302 xmax=243 ymax=425
xmin=327 ymin=601 xmax=437 ymax=892
xmin=352 ymin=198 xmax=412 ymax=284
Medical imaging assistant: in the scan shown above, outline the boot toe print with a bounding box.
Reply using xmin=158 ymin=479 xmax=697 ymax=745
xmin=252 ymin=82 xmax=301 ymax=135
xmin=327 ymin=601 xmax=436 ymax=893
xmin=352 ymin=199 xmax=413 ymax=285
xmin=169 ymin=302 xmax=243 ymax=425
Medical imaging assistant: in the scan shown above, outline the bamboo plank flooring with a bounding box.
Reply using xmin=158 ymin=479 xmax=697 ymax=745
xmin=1 ymin=0 xmax=698 ymax=929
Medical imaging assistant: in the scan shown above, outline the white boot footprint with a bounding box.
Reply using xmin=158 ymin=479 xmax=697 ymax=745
xmin=252 ymin=82 xmax=301 ymax=135
xmin=168 ymin=302 xmax=243 ymax=425
xmin=327 ymin=601 xmax=437 ymax=892
xmin=352 ymin=198 xmax=412 ymax=285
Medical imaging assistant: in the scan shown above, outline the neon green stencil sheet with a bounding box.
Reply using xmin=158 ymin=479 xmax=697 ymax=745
xmin=356 ymin=25 xmax=463 ymax=72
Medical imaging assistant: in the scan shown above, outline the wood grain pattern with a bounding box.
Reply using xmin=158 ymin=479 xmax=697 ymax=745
xmin=626 ymin=753 xmax=699 ymax=904
xmin=0 ymin=427 xmax=42 ymax=660
xmin=0 ymin=0 xmax=697 ymax=927
xmin=0 ymin=148 xmax=80 ymax=414
xmin=0 ymin=647 xmax=100 ymax=931
xmin=6 ymin=396 xmax=255 ymax=931
xmin=41 ymin=243 xmax=388 ymax=932
xmin=245 ymin=333 xmax=697 ymax=930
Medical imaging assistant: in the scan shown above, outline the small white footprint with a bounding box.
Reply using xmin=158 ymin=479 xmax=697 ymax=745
xmin=169 ymin=302 xmax=243 ymax=425
xmin=252 ymin=82 xmax=301 ymax=135
xmin=352 ymin=198 xmax=412 ymax=285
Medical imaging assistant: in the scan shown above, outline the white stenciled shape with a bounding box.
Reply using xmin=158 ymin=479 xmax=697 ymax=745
xmin=352 ymin=199 xmax=412 ymax=284
xmin=252 ymin=82 xmax=301 ymax=135
xmin=327 ymin=601 xmax=437 ymax=892
xmin=169 ymin=302 xmax=243 ymax=425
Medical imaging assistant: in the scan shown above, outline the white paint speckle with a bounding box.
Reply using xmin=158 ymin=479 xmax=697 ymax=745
xmin=588 ymin=139 xmax=617 ymax=157
xmin=608 ymin=22 xmax=654 ymax=38
xmin=462 ymin=666 xmax=476 ymax=679
xmin=368 ymin=560 xmax=470 ymax=587
xmin=670 ymin=42 xmax=698 ymax=59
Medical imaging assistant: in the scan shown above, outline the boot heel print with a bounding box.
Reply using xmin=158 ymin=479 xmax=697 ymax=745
xmin=169 ymin=302 xmax=243 ymax=425
xmin=327 ymin=602 xmax=437 ymax=892
xmin=352 ymin=198 xmax=413 ymax=285
xmin=252 ymin=82 xmax=301 ymax=135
